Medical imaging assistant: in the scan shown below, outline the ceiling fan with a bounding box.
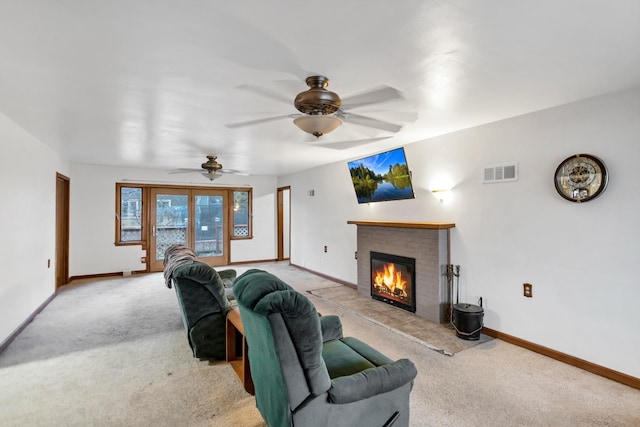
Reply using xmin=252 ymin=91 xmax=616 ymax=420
xmin=169 ymin=155 xmax=242 ymax=181
xmin=226 ymin=76 xmax=407 ymax=139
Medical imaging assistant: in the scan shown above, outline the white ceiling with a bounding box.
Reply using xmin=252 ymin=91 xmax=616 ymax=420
xmin=1 ymin=1 xmax=639 ymax=177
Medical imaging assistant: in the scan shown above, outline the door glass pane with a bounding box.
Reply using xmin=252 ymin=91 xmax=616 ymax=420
xmin=155 ymin=194 xmax=188 ymax=261
xmin=233 ymin=190 xmax=250 ymax=237
xmin=195 ymin=195 xmax=224 ymax=257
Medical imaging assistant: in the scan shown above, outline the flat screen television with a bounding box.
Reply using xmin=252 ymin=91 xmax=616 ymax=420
xmin=348 ymin=147 xmax=415 ymax=204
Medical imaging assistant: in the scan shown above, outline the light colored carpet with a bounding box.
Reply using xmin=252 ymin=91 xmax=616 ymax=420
xmin=1 ymin=262 xmax=639 ymax=426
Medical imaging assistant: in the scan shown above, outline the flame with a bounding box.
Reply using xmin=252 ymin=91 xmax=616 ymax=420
xmin=373 ymin=263 xmax=407 ymax=296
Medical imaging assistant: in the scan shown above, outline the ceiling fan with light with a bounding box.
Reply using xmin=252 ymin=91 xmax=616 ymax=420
xmin=226 ymin=75 xmax=407 ymax=139
xmin=168 ymin=155 xmax=244 ymax=181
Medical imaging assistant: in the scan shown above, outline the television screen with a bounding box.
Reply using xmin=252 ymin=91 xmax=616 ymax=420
xmin=348 ymin=147 xmax=415 ymax=203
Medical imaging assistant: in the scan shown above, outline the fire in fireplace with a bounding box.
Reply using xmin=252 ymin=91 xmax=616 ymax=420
xmin=370 ymin=251 xmax=416 ymax=313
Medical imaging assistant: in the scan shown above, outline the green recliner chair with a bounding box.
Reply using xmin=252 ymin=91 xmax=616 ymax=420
xmin=163 ymin=244 xmax=236 ymax=361
xmin=233 ymin=269 xmax=418 ymax=427
xmin=168 ymin=260 xmax=236 ymax=360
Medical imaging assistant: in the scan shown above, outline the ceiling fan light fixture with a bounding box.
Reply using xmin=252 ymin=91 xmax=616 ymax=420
xmin=201 ymin=171 xmax=221 ymax=181
xmin=293 ymin=115 xmax=343 ymax=138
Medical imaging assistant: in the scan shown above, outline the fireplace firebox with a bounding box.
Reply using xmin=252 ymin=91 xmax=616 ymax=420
xmin=370 ymin=251 xmax=416 ymax=313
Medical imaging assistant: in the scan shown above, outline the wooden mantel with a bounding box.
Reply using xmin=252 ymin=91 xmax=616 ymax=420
xmin=347 ymin=220 xmax=455 ymax=230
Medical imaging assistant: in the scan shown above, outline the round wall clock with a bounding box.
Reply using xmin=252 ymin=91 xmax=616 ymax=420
xmin=554 ymin=154 xmax=608 ymax=203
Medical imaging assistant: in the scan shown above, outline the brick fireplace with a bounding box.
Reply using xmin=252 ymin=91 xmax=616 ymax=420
xmin=348 ymin=220 xmax=455 ymax=323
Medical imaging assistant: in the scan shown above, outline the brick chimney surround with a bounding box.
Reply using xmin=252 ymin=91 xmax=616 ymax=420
xmin=348 ymin=220 xmax=455 ymax=323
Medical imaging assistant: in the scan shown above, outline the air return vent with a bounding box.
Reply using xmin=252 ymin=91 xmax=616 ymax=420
xmin=483 ymin=162 xmax=518 ymax=183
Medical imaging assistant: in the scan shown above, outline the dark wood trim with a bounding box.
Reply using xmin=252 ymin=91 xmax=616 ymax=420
xmin=482 ymin=327 xmax=640 ymax=390
xmin=290 ymin=263 xmax=357 ymax=289
xmin=276 ymin=186 xmax=290 ymax=261
xmin=68 ymin=259 xmax=282 ymax=277
xmin=68 ymin=269 xmax=147 ymax=282
xmin=277 ymin=188 xmax=284 ymax=260
xmin=347 ymin=220 xmax=455 ymax=229
xmin=227 ymin=258 xmax=278 ymax=266
xmin=0 ymin=292 xmax=56 ymax=354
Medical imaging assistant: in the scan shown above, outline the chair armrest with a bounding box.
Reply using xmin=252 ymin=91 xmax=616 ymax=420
xmin=327 ymin=359 xmax=417 ymax=404
xmin=218 ymin=269 xmax=236 ymax=281
xmin=320 ymin=315 xmax=343 ymax=342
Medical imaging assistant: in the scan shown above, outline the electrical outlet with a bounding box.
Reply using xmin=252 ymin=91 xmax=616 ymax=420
xmin=523 ymin=283 xmax=533 ymax=298
xmin=140 ymin=257 xmax=146 ymax=263
xmin=323 ymin=245 xmax=327 ymax=253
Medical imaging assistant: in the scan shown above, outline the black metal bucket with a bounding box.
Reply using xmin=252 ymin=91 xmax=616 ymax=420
xmin=452 ymin=303 xmax=484 ymax=340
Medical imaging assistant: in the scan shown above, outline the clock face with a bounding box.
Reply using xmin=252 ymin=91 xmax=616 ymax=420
xmin=554 ymin=154 xmax=608 ymax=203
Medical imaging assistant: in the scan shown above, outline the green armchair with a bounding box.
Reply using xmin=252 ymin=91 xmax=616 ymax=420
xmin=168 ymin=260 xmax=236 ymax=360
xmin=233 ymin=269 xmax=417 ymax=427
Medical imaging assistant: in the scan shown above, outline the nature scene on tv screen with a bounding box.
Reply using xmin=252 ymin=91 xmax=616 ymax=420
xmin=348 ymin=147 xmax=415 ymax=203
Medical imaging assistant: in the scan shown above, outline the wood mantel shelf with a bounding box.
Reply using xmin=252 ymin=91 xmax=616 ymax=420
xmin=347 ymin=220 xmax=455 ymax=229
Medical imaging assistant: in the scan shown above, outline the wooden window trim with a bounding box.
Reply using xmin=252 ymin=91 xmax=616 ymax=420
xmin=115 ymin=183 xmax=253 ymax=247
xmin=115 ymin=183 xmax=145 ymax=246
xmin=231 ymin=189 xmax=253 ymax=240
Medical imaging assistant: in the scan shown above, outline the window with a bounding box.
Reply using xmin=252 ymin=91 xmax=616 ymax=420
xmin=115 ymin=184 xmax=252 ymax=245
xmin=232 ymin=190 xmax=252 ymax=239
xmin=117 ymin=186 xmax=143 ymax=243
xmin=157 ymin=199 xmax=172 ymax=208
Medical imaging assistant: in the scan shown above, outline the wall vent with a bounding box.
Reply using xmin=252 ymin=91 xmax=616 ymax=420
xmin=483 ymin=162 xmax=518 ymax=183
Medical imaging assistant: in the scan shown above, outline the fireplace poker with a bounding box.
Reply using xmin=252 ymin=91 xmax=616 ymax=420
xmin=445 ymin=264 xmax=461 ymax=324
xmin=445 ymin=265 xmax=454 ymax=322
xmin=455 ymin=265 xmax=460 ymax=304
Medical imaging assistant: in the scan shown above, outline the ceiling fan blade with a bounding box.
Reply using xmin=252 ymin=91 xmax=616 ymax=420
xmin=315 ymin=137 xmax=392 ymax=150
xmin=221 ymin=168 xmax=250 ymax=176
xmin=341 ymin=86 xmax=404 ymax=109
xmin=225 ymin=114 xmax=293 ymax=129
xmin=341 ymin=112 xmax=403 ymax=133
xmin=168 ymin=168 xmax=203 ymax=174
xmin=235 ymin=84 xmax=293 ymax=105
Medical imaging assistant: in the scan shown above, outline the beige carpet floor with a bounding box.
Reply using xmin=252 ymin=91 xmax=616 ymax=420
xmin=307 ymin=285 xmax=491 ymax=356
xmin=1 ymin=262 xmax=638 ymax=426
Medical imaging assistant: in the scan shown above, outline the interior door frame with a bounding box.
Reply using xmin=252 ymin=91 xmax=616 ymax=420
xmin=55 ymin=173 xmax=70 ymax=289
xmin=277 ymin=186 xmax=291 ymax=261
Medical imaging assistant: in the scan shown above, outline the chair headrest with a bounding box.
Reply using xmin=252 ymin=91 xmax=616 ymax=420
xmin=173 ymin=260 xmax=217 ymax=284
xmin=233 ymin=269 xmax=294 ymax=310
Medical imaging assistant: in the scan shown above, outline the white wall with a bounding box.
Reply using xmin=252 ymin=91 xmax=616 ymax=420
xmin=280 ymin=86 xmax=640 ymax=378
xmin=231 ymin=181 xmax=278 ymax=262
xmin=0 ymin=113 xmax=69 ymax=343
xmin=69 ymin=164 xmax=277 ymax=276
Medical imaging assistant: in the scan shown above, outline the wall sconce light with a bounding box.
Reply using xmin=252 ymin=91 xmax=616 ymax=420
xmin=431 ymin=189 xmax=451 ymax=203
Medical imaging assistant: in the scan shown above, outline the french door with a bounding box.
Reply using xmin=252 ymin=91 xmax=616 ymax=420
xmin=149 ymin=188 xmax=228 ymax=271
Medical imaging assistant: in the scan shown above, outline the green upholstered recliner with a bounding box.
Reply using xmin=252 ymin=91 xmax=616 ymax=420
xmin=233 ymin=269 xmax=418 ymax=427
xmin=170 ymin=261 xmax=236 ymax=360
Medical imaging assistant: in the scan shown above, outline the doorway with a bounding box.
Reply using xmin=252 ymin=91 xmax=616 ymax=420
xmin=277 ymin=186 xmax=290 ymax=261
xmin=149 ymin=188 xmax=229 ymax=271
xmin=55 ymin=173 xmax=70 ymax=289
